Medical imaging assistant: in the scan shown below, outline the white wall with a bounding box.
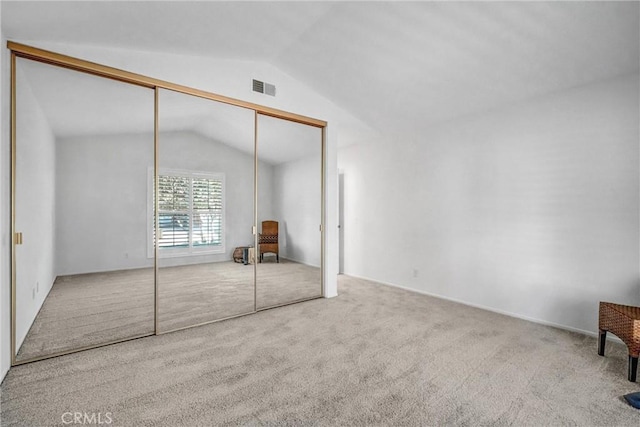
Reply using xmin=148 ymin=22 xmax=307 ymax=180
xmin=56 ymin=131 xmax=272 ymax=274
xmin=273 ymin=155 xmax=322 ymax=267
xmin=14 ymin=65 xmax=57 ymax=349
xmin=339 ymin=73 xmax=640 ymax=334
xmin=0 ymin=6 xmax=11 ymax=382
xmin=55 ymin=132 xmax=153 ymax=274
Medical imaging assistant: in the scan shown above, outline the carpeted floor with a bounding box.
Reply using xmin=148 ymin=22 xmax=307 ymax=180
xmin=2 ymin=275 xmax=639 ymax=426
xmin=16 ymin=260 xmax=321 ymax=361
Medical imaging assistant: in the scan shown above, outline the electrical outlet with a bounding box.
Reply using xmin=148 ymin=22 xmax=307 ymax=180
xmin=413 ymin=269 xmax=419 ymax=278
xmin=36 ymin=281 xmax=39 ymax=292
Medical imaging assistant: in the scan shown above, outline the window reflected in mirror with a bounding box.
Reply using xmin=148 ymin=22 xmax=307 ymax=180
xmin=156 ymin=89 xmax=256 ymax=332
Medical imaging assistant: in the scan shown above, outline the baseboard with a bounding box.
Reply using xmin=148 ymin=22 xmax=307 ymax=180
xmin=278 ymin=257 xmax=335 ymax=298
xmin=343 ymin=272 xmax=623 ymax=344
xmin=280 ymin=256 xmax=320 ymax=269
xmin=0 ymin=365 xmax=8 ymax=385
xmin=16 ymin=275 xmax=57 ymax=350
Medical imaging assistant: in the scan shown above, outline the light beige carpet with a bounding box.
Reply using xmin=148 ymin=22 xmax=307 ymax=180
xmin=16 ymin=260 xmax=321 ymax=361
xmin=2 ymin=275 xmax=639 ymax=426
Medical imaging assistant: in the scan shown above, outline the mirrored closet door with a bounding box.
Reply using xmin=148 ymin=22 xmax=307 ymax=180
xmin=156 ymin=89 xmax=256 ymax=332
xmin=256 ymin=114 xmax=323 ymax=309
xmin=11 ymin=42 xmax=326 ymax=365
xmin=14 ymin=57 xmax=155 ymax=362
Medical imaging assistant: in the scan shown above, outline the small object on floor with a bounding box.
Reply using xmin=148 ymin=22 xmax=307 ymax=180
xmin=233 ymin=246 xmax=247 ymax=263
xmin=623 ymin=391 xmax=640 ymax=409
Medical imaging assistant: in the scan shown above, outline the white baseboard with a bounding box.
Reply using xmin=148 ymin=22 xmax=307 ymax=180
xmin=278 ymin=257 xmax=335 ymax=298
xmin=280 ymin=256 xmax=320 ymax=269
xmin=16 ymin=275 xmax=57 ymax=350
xmin=343 ymin=272 xmax=623 ymax=344
xmin=0 ymin=365 xmax=8 ymax=385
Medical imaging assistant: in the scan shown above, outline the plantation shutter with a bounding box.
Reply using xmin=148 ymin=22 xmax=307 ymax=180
xmin=158 ymin=175 xmax=190 ymax=248
xmin=192 ymin=178 xmax=223 ymax=247
xmin=155 ymin=173 xmax=224 ymax=251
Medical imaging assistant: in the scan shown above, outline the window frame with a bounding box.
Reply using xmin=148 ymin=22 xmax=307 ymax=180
xmin=147 ymin=168 xmax=226 ymax=258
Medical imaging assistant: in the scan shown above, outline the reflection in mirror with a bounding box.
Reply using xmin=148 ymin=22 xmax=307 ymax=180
xmin=256 ymin=114 xmax=323 ymax=309
xmin=14 ymin=58 xmax=155 ymax=361
xmin=157 ymin=89 xmax=255 ymax=332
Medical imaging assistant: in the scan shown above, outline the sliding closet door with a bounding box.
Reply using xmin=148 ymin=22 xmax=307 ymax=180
xmin=255 ymin=114 xmax=323 ymax=309
xmin=156 ymin=89 xmax=256 ymax=332
xmin=14 ymin=58 xmax=155 ymax=362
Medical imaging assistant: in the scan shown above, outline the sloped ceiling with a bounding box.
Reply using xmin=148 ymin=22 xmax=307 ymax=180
xmin=16 ymin=56 xmax=321 ymax=165
xmin=3 ymin=1 xmax=639 ymax=135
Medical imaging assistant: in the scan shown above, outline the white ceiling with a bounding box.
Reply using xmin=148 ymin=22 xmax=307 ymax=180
xmin=17 ymin=57 xmax=155 ymax=137
xmin=159 ymin=86 xmax=321 ymax=164
xmin=18 ymin=57 xmax=322 ymax=165
xmin=4 ymin=1 xmax=639 ymax=136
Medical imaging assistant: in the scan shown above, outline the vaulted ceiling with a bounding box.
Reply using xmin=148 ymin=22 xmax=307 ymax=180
xmin=3 ymin=1 xmax=639 ymax=135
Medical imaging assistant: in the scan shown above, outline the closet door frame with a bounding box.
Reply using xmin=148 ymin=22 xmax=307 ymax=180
xmin=8 ymin=42 xmax=327 ymax=366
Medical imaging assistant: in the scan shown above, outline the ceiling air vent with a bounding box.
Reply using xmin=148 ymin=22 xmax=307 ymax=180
xmin=252 ymin=79 xmax=276 ymax=96
xmin=252 ymin=79 xmax=264 ymax=93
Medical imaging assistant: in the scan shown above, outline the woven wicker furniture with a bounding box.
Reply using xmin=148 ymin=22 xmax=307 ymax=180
xmin=259 ymin=220 xmax=279 ymax=263
xmin=598 ymin=302 xmax=640 ymax=382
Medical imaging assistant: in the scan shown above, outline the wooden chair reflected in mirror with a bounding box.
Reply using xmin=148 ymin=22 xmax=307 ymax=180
xmin=259 ymin=220 xmax=279 ymax=263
